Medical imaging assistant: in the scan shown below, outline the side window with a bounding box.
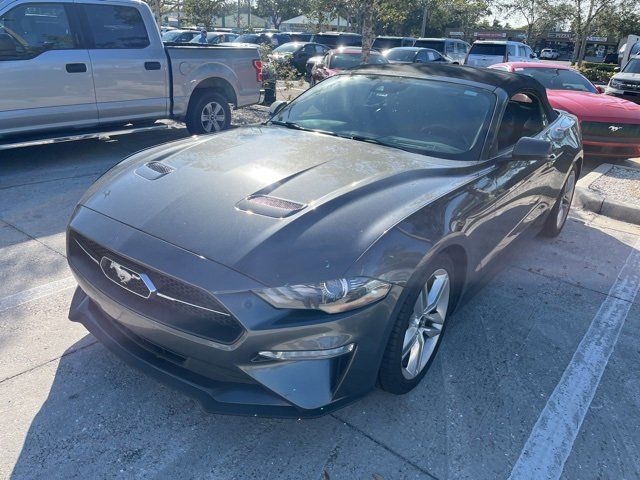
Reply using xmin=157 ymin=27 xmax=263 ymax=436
xmin=630 ymin=42 xmax=640 ymax=56
xmin=82 ymin=4 xmax=150 ymax=49
xmin=445 ymin=41 xmax=455 ymax=54
xmin=507 ymin=44 xmax=517 ymax=58
xmin=426 ymin=50 xmax=436 ymax=61
xmin=316 ymin=45 xmax=327 ymax=55
xmin=518 ymin=45 xmax=528 ymax=57
xmin=496 ymin=92 xmax=547 ymax=152
xmin=416 ymin=50 xmax=427 ymax=62
xmin=0 ymin=3 xmax=76 ymax=60
xmin=302 ymin=44 xmax=314 ymax=55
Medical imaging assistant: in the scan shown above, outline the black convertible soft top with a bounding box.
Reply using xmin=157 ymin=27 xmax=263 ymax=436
xmin=352 ymin=63 xmax=555 ymax=116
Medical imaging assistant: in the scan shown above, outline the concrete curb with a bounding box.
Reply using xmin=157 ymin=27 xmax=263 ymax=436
xmin=574 ymin=163 xmax=640 ymax=225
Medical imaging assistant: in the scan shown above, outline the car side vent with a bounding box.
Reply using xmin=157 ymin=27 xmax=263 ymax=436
xmin=135 ymin=161 xmax=175 ymax=180
xmin=236 ymin=195 xmax=306 ymax=218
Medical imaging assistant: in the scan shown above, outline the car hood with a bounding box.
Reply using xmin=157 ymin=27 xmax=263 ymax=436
xmin=80 ymin=127 xmax=472 ymax=286
xmin=548 ymin=90 xmax=640 ymax=122
xmin=614 ymin=72 xmax=640 ymax=82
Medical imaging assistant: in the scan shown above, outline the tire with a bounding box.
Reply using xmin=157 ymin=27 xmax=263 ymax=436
xmin=540 ymin=165 xmax=577 ymax=238
xmin=379 ymin=254 xmax=456 ymax=394
xmin=185 ymin=90 xmax=231 ymax=135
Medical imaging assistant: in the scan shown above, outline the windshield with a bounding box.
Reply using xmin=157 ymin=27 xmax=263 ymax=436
xmin=234 ymin=34 xmax=260 ymax=44
xmin=329 ymin=53 xmax=388 ymax=69
xmin=385 ymin=49 xmax=417 ymax=61
xmin=162 ymin=30 xmax=184 ymax=42
xmin=623 ymin=59 xmax=640 ymax=74
xmin=413 ymin=40 xmax=444 ymax=52
xmin=274 ymin=43 xmax=300 ymax=53
xmin=271 ymin=74 xmax=495 ymax=160
xmin=518 ymin=67 xmax=597 ymax=93
xmin=470 ymin=44 xmax=506 ymax=56
xmin=373 ymin=38 xmax=403 ymax=50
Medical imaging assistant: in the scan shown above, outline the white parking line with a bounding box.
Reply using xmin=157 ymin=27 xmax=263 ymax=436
xmin=509 ymin=238 xmax=640 ymax=480
xmin=0 ymin=276 xmax=76 ymax=313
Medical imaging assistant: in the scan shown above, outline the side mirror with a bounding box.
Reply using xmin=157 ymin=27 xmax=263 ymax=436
xmin=0 ymin=32 xmax=18 ymax=57
xmin=512 ymin=137 xmax=552 ymax=160
xmin=614 ymin=67 xmax=620 ymax=72
xmin=596 ymin=85 xmax=605 ymax=93
xmin=269 ymin=100 xmax=288 ymax=116
xmin=530 ymin=53 xmax=537 ymax=59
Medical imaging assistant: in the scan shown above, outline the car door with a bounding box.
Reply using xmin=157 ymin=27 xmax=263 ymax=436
xmin=0 ymin=1 xmax=97 ymax=137
xmin=472 ymin=91 xmax=561 ymax=270
xmin=79 ymin=1 xmax=168 ymax=125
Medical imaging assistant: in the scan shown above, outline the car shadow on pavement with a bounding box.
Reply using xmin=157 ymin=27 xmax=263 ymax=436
xmin=8 ymin=214 xmax=640 ymax=480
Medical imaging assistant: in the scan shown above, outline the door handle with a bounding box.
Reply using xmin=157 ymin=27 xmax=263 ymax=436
xmin=145 ymin=61 xmax=161 ymax=71
xmin=66 ymin=63 xmax=87 ymax=73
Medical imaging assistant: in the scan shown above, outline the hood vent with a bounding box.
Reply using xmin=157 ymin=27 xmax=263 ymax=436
xmin=236 ymin=195 xmax=306 ymax=218
xmin=135 ymin=161 xmax=175 ymax=180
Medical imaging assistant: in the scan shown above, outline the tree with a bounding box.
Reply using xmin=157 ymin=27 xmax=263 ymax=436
xmin=183 ymin=0 xmax=227 ymax=29
xmin=560 ymin=0 xmax=633 ymax=65
xmin=255 ymin=0 xmax=303 ymax=29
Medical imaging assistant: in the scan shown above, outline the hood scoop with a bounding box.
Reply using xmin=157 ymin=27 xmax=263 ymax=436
xmin=135 ymin=161 xmax=175 ymax=180
xmin=236 ymin=195 xmax=306 ymax=219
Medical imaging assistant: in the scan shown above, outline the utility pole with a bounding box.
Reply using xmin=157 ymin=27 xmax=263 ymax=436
xmin=420 ymin=3 xmax=428 ymax=38
xmin=247 ymin=0 xmax=251 ymax=28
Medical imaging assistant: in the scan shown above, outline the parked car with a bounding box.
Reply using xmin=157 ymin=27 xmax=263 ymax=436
xmin=271 ymin=42 xmax=329 ymax=74
xmin=0 ymin=0 xmax=262 ymax=143
xmin=311 ymin=47 xmax=388 ymax=85
xmin=161 ymin=29 xmax=199 ymax=43
xmin=188 ymin=32 xmax=238 ymax=44
xmin=603 ymin=52 xmax=618 ymax=64
xmin=465 ymin=41 xmax=537 ymax=67
xmin=305 ymin=55 xmax=324 ymax=82
xmin=606 ymin=56 xmax=640 ymax=105
xmin=67 ymin=63 xmax=582 ymax=418
xmin=491 ymin=62 xmax=640 ymax=158
xmin=287 ymin=32 xmax=313 ymax=43
xmin=372 ymin=36 xmax=416 ymax=51
xmin=311 ymin=32 xmax=362 ymax=48
xmin=412 ymin=37 xmax=470 ymax=64
xmin=540 ymin=48 xmax=560 ymax=59
xmin=232 ymin=32 xmax=289 ymax=47
xmin=383 ymin=47 xmax=452 ymax=64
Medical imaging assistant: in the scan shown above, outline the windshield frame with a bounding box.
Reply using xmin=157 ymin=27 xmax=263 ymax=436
xmin=269 ymin=72 xmax=497 ymax=161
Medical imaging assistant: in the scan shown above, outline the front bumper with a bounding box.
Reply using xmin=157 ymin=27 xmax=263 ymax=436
xmin=67 ymin=207 xmax=402 ymax=417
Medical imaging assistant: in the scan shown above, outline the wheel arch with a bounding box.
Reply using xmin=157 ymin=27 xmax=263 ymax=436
xmin=187 ymin=77 xmax=238 ymax=116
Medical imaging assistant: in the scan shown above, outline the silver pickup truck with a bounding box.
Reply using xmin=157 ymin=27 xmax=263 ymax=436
xmin=0 ymin=0 xmax=262 ymax=145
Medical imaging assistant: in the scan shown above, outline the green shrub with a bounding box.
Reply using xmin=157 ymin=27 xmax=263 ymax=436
xmin=576 ymin=65 xmax=615 ymax=83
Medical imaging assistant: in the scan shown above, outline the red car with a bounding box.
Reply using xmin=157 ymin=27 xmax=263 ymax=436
xmin=311 ymin=47 xmax=389 ymax=85
xmin=490 ymin=62 xmax=640 ymax=158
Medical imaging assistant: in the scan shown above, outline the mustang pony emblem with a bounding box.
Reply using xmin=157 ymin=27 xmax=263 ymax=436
xmin=608 ymin=125 xmax=623 ymax=132
xmin=111 ymin=262 xmax=138 ymax=284
xmin=99 ymin=257 xmax=155 ymax=298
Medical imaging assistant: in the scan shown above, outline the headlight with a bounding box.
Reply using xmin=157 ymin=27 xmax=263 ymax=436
xmin=609 ymin=78 xmax=623 ymax=88
xmin=254 ymin=277 xmax=391 ymax=313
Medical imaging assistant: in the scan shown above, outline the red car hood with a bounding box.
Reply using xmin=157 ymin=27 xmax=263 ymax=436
xmin=548 ymin=90 xmax=640 ymax=123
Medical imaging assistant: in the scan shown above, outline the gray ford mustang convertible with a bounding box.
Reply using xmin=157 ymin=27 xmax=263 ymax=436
xmin=68 ymin=64 xmax=582 ymax=417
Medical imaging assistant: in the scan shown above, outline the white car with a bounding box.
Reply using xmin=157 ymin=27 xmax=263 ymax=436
xmin=540 ymin=48 xmax=560 ymax=59
xmin=464 ymin=41 xmax=538 ymax=67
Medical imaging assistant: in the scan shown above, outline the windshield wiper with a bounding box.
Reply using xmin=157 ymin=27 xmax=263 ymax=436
xmin=341 ymin=134 xmax=430 ymax=156
xmin=271 ymin=121 xmax=339 ymax=137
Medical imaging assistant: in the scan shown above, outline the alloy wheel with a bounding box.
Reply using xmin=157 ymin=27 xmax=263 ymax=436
xmin=556 ymin=170 xmax=576 ymax=229
xmin=200 ymin=101 xmax=226 ymax=133
xmin=401 ymin=269 xmax=450 ymax=380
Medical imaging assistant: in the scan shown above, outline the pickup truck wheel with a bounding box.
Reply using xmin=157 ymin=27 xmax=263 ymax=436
xmin=186 ymin=91 xmax=231 ymax=135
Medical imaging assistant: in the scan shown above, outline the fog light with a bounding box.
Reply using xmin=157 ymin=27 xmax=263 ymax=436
xmin=258 ymin=343 xmax=355 ymax=361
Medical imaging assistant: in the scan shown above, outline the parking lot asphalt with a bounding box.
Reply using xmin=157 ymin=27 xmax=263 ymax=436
xmin=1 ymin=123 xmax=640 ymax=480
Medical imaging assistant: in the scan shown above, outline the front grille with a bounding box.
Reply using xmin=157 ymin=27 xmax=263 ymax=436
xmin=619 ymin=81 xmax=640 ymax=91
xmin=69 ymin=231 xmax=244 ymax=344
xmin=581 ymin=121 xmax=640 ymax=140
